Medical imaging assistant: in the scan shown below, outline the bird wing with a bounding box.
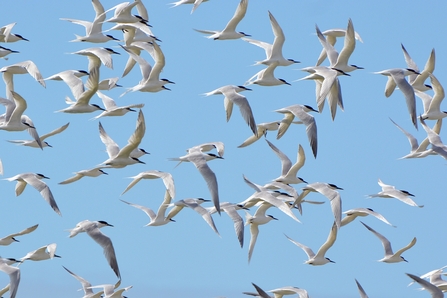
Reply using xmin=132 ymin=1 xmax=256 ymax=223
xmin=116 ymin=109 xmax=146 ymax=158
xmin=23 ymin=174 xmax=61 ymax=216
xmin=40 ymin=122 xmax=69 ymax=141
xmin=99 ymin=122 xmax=120 ymax=158
xmin=285 ymin=234 xmax=315 ymax=259
xmin=222 ymin=0 xmax=248 ymax=33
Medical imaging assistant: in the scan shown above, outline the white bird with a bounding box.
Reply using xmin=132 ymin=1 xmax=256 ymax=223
xmin=245 ymin=62 xmax=291 ymax=86
xmin=390 ymin=117 xmax=440 ymax=159
xmin=242 ymin=11 xmax=299 ymax=66
xmin=293 ymin=182 xmax=342 ymax=228
xmin=169 ymin=145 xmax=223 ymax=214
xmin=285 ymin=221 xmax=338 ymax=265
xmin=0 ymin=91 xmax=43 ymax=149
xmin=166 ymin=198 xmax=220 ymax=235
xmin=269 ymin=286 xmax=309 ymax=298
xmin=368 ymin=179 xmax=423 ymax=208
xmin=98 ymin=77 xmax=121 ymax=91
xmin=408 ymin=266 xmax=447 ymax=292
xmin=0 ymin=22 xmax=28 ymax=43
xmin=121 ymin=190 xmax=174 ymax=227
xmin=121 ymin=170 xmax=175 ymax=198
xmin=4 ymin=172 xmax=61 ymax=216
xmin=266 ymin=139 xmax=306 ymax=184
xmin=87 ymin=283 xmax=132 ymax=298
xmin=316 ymin=19 xmax=363 ymax=73
xmin=203 ymin=85 xmax=252 ymax=122
xmin=91 ymin=91 xmax=144 ymax=120
xmin=361 ymin=221 xmax=416 ymax=263
xmin=355 ymin=279 xmax=369 ymax=298
xmin=401 ymin=44 xmax=435 ymax=92
xmin=69 ymin=220 xmax=120 ymax=279
xmin=275 ymin=104 xmax=318 ymax=158
xmin=245 ymin=202 xmax=278 ymax=263
xmin=99 ymin=109 xmax=147 ymax=168
xmin=341 ymin=207 xmax=394 ymax=227
xmin=0 ymin=45 xmax=19 ymax=60
xmin=44 ymin=69 xmax=89 ymax=100
xmin=56 ymin=67 xmax=104 ymax=114
xmin=103 ymin=1 xmax=149 ymax=24
xmin=0 ymin=257 xmax=20 ymax=298
xmin=206 ymin=85 xmax=256 ymax=134
xmin=194 ymin=0 xmax=249 ymax=40
xmin=238 ymin=121 xmax=281 ymax=148
xmin=406 ymin=273 xmax=444 ymax=298
xmin=0 ymin=224 xmax=38 ymax=246
xmin=59 ymin=167 xmax=108 ymax=185
xmin=298 ymin=66 xmax=349 ymax=118
xmin=375 ymin=68 xmax=419 ymax=129
xmin=420 ymin=73 xmax=446 ymax=120
xmin=7 ymin=122 xmax=69 ymax=148
xmin=0 ymin=60 xmax=45 ymax=95
xmin=63 ymin=266 xmax=104 ymax=298
xmin=170 ymin=0 xmax=209 ymax=14
xmin=316 ymin=25 xmax=363 ymax=66
xmin=420 ymin=116 xmax=447 ymax=159
xmin=72 ymin=47 xmax=120 ymax=71
xmin=20 ymin=243 xmax=60 ymax=262
xmin=208 ymin=202 xmax=247 ymax=247
xmin=120 ymin=43 xmax=174 ymax=95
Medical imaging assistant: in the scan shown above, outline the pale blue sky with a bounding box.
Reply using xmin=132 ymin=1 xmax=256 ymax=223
xmin=0 ymin=0 xmax=446 ymax=297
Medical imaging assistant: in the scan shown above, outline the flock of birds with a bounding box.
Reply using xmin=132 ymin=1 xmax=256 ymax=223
xmin=0 ymin=0 xmax=446 ymax=297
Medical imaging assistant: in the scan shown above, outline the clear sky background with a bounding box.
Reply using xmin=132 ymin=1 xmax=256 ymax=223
xmin=0 ymin=0 xmax=446 ymax=297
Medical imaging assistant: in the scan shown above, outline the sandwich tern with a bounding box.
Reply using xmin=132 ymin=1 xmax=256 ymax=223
xmin=341 ymin=207 xmax=394 ymax=227
xmin=63 ymin=266 xmax=104 ymax=298
xmin=58 ymin=167 xmax=108 ymax=185
xmin=401 ymin=44 xmax=435 ymax=92
xmin=121 ymin=170 xmax=175 ymax=198
xmin=98 ymin=77 xmax=121 ymax=90
xmin=20 ymin=243 xmax=60 ymax=262
xmin=0 ymin=60 xmax=45 ymax=94
xmin=275 ymin=104 xmax=318 ymax=158
xmin=316 ymin=19 xmax=363 ymax=73
xmin=245 ymin=62 xmax=291 ymax=86
xmin=245 ymin=202 xmax=278 ymax=263
xmin=121 ymin=190 xmax=174 ymax=226
xmin=0 ymin=257 xmax=20 ymax=298
xmin=170 ymin=0 xmax=209 ymax=14
xmin=166 ymin=198 xmax=220 ymax=235
xmin=194 ymin=0 xmax=249 ymax=40
xmin=0 ymin=224 xmax=38 ymax=246
xmin=238 ymin=121 xmax=280 ymax=148
xmin=91 ymin=91 xmax=144 ymax=120
xmin=390 ymin=117 xmax=439 ymax=159
xmin=420 ymin=116 xmax=447 ymax=159
xmin=203 ymin=85 xmax=252 ymax=123
xmin=420 ymin=73 xmax=446 ymax=120
xmin=68 ymin=220 xmax=120 ymax=279
xmin=368 ymin=179 xmax=423 ymax=207
xmin=406 ymin=273 xmax=444 ymax=298
xmin=375 ymin=68 xmax=419 ymax=129
xmin=361 ymin=221 xmax=416 ymax=263
xmin=120 ymin=43 xmax=174 ymax=95
xmin=205 ymin=85 xmax=256 ymax=134
xmin=0 ymin=45 xmax=19 ymax=60
xmin=0 ymin=91 xmax=43 ymax=149
xmin=242 ymin=11 xmax=299 ymax=66
xmin=99 ymin=109 xmax=147 ymax=168
xmin=0 ymin=22 xmax=28 ymax=43
xmin=316 ymin=25 xmax=363 ymax=66
xmin=72 ymin=47 xmax=120 ymax=71
xmin=266 ymin=139 xmax=306 ymax=184
xmin=355 ymin=279 xmax=369 ymax=298
xmin=60 ymin=13 xmax=118 ymax=43
xmin=408 ymin=266 xmax=447 ymax=292
xmin=87 ymin=283 xmax=132 ymax=298
xmin=103 ymin=1 xmax=149 ymax=24
xmin=293 ymin=182 xmax=342 ymax=228
xmin=208 ymin=202 xmax=247 ymax=247
xmin=4 ymin=172 xmax=61 ymax=216
xmin=169 ymin=145 xmax=223 ymax=214
xmin=56 ymin=67 xmax=104 ymax=113
xmin=7 ymin=122 xmax=69 ymax=148
xmin=44 ymin=69 xmax=89 ymax=100
xmin=285 ymin=221 xmax=338 ymax=265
